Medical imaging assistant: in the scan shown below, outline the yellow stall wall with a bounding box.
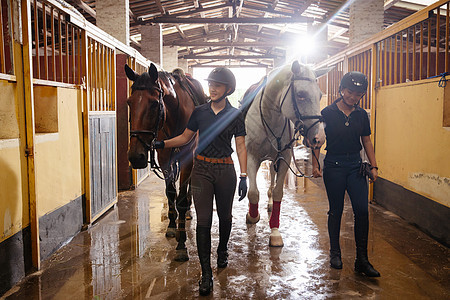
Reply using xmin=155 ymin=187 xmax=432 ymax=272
xmin=0 ymin=81 xmax=26 ymax=243
xmin=375 ymin=80 xmax=450 ymax=207
xmin=34 ymin=87 xmax=84 ymax=217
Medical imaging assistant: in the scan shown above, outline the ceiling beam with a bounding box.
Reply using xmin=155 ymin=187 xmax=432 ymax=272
xmin=175 ymin=25 xmax=187 ymax=39
xmin=72 ymin=0 xmax=96 ymax=19
xmin=241 ymin=3 xmax=294 ymax=17
xmin=143 ymin=16 xmax=313 ymax=25
xmin=155 ymin=0 xmax=166 ymax=14
xmin=165 ymin=41 xmax=287 ymax=47
xmin=140 ymin=3 xmax=231 ymax=20
xmin=181 ymin=54 xmax=280 ymax=60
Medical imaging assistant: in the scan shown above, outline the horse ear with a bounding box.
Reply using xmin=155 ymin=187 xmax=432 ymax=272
xmin=124 ymin=64 xmax=138 ymax=81
xmin=148 ymin=63 xmax=159 ymax=82
xmin=314 ymin=66 xmax=334 ymax=79
xmin=291 ymin=60 xmax=301 ymax=75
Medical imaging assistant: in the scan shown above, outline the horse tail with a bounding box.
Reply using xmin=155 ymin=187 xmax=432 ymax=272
xmin=239 ymin=76 xmax=267 ymax=118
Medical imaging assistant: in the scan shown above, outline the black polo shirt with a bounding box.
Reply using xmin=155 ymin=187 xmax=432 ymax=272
xmin=187 ymin=99 xmax=246 ymax=158
xmin=321 ymin=98 xmax=371 ymax=155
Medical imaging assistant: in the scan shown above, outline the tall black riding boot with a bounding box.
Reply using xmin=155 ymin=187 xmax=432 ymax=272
xmin=354 ymin=216 xmax=380 ymax=277
xmin=197 ymin=226 xmax=213 ymax=296
xmin=328 ymin=212 xmax=343 ymax=269
xmin=217 ymin=221 xmax=232 ymax=268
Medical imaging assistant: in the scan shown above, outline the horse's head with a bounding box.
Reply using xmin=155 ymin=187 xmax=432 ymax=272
xmin=125 ymin=63 xmax=165 ymax=169
xmin=280 ymin=60 xmax=326 ymax=149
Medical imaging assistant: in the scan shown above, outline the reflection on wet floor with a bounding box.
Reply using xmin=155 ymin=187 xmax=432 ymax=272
xmin=2 ymin=160 xmax=450 ymax=299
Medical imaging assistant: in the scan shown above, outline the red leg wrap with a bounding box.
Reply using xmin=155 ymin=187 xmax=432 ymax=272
xmin=249 ymin=203 xmax=259 ymax=218
xmin=269 ymin=201 xmax=281 ymax=228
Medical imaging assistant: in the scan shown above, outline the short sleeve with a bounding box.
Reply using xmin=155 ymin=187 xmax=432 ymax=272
xmin=234 ymin=111 xmax=246 ymax=137
xmin=186 ymin=107 xmax=199 ymax=132
xmin=361 ymin=110 xmax=371 ymax=136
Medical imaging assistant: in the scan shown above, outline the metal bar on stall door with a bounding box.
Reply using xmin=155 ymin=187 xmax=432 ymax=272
xmin=51 ymin=7 xmax=56 ymax=81
xmin=413 ymin=25 xmax=416 ymax=81
xmin=420 ymin=22 xmax=424 ymax=79
xmin=436 ymin=7 xmax=440 ymax=75
xmin=0 ymin=0 xmax=6 ymax=74
xmin=445 ymin=2 xmax=450 ymax=72
xmin=78 ymin=30 xmax=82 ymax=84
xmin=65 ymin=21 xmax=69 ymax=82
xmin=389 ymin=37 xmax=393 ymax=85
xmin=43 ymin=2 xmax=48 ymax=80
xmin=400 ymin=31 xmax=403 ymax=83
xmin=33 ymin=0 xmax=40 ymax=78
xmin=427 ymin=18 xmax=431 ymax=78
xmin=88 ymin=37 xmax=93 ymax=111
xmin=406 ymin=29 xmax=409 ymax=82
xmin=383 ymin=40 xmax=387 ymax=86
xmin=72 ymin=26 xmax=75 ymax=83
xmin=394 ymin=34 xmax=398 ymax=84
xmin=111 ymin=49 xmax=116 ymax=111
xmin=58 ymin=11 xmax=62 ymax=82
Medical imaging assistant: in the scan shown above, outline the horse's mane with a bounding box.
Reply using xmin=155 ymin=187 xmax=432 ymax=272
xmin=171 ymin=71 xmax=207 ymax=106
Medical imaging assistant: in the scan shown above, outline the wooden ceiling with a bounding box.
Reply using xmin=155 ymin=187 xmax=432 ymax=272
xmin=65 ymin=0 xmax=430 ymax=68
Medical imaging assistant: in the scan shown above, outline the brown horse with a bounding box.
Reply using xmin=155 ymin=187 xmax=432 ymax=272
xmin=125 ymin=63 xmax=207 ymax=261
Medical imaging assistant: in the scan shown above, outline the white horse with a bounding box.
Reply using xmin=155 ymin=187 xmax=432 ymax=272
xmin=243 ymin=60 xmax=326 ymax=247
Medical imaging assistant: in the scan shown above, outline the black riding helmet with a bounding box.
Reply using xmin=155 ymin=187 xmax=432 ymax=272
xmin=339 ymin=71 xmax=368 ymax=94
xmin=206 ymin=67 xmax=236 ymax=96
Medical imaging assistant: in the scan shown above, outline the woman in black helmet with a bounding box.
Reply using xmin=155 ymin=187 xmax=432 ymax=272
xmin=153 ymin=67 xmax=248 ymax=295
xmin=312 ymin=71 xmax=380 ymax=277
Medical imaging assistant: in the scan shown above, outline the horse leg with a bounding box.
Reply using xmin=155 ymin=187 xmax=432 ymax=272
xmin=269 ymin=153 xmax=291 ymax=247
xmin=174 ymin=167 xmax=191 ymax=262
xmin=185 ymin=181 xmax=192 ymax=220
xmin=165 ymin=180 xmax=177 ymax=238
xmin=267 ymin=162 xmax=276 ymax=212
xmin=246 ymin=155 xmax=261 ymax=224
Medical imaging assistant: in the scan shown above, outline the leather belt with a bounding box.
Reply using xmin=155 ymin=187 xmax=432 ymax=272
xmin=196 ymin=155 xmax=233 ymax=164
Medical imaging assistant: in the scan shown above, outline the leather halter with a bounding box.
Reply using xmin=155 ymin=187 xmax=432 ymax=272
xmin=259 ymin=74 xmax=323 ymax=176
xmin=129 ymin=82 xmax=167 ymax=178
xmin=129 ymin=81 xmax=165 ymax=151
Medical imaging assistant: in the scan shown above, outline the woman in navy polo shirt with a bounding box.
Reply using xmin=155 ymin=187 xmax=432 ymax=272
xmin=312 ymin=71 xmax=380 ymax=277
xmin=154 ymin=67 xmax=247 ymax=295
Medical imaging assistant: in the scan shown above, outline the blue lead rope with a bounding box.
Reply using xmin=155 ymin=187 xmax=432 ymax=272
xmin=427 ymin=72 xmax=449 ymax=87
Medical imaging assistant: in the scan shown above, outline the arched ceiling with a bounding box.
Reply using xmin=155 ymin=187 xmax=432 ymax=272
xmin=65 ymin=0 xmax=432 ymax=68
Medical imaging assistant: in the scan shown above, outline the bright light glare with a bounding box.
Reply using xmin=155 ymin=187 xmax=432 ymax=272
xmin=295 ymin=35 xmax=315 ymax=56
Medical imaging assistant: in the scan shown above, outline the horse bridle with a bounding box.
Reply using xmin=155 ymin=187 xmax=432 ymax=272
xmin=129 ymin=82 xmax=165 ymax=151
xmin=259 ymin=74 xmax=323 ymax=176
xmin=129 ymin=82 xmax=167 ymax=178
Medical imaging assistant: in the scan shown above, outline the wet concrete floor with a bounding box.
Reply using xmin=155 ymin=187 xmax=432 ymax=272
xmin=2 ymin=161 xmax=450 ymax=299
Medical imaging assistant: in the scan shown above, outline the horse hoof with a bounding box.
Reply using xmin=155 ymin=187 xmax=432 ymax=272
xmin=246 ymin=212 xmax=260 ymax=224
xmin=166 ymin=227 xmax=176 ymax=238
xmin=185 ymin=210 xmax=192 ymax=220
xmin=174 ymin=249 xmax=189 ymax=262
xmin=269 ymin=228 xmax=284 ymax=247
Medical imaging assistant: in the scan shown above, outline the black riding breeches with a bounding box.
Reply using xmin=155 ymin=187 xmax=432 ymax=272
xmin=323 ymin=153 xmax=369 ymax=251
xmin=191 ymin=158 xmax=237 ymax=228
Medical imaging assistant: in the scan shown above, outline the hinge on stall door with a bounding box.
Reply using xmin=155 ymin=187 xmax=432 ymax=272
xmin=25 ymin=148 xmax=34 ymax=157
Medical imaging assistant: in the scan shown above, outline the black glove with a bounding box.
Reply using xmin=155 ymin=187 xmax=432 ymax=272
xmin=238 ymin=176 xmax=247 ymax=201
xmin=153 ymin=140 xmax=165 ymax=149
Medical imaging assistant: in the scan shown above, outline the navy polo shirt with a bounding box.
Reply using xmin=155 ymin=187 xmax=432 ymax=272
xmin=187 ymin=99 xmax=246 ymax=158
xmin=321 ymin=98 xmax=371 ymax=155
